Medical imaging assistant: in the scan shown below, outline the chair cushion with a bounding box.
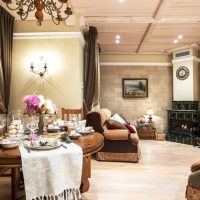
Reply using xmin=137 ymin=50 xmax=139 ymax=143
xmin=118 ymin=113 xmax=130 ymax=124
xmin=124 ymin=124 xmax=136 ymax=133
xmin=110 ymin=113 xmax=126 ymax=124
xmin=104 ymin=119 xmax=127 ymax=130
xmin=191 ymin=160 xmax=200 ymax=172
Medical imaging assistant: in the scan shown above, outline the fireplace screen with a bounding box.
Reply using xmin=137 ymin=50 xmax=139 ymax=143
xmin=170 ymin=120 xmax=193 ymax=133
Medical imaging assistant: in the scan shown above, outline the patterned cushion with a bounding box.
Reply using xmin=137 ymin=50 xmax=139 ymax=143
xmin=104 ymin=119 xmax=127 ymax=130
xmin=186 ymin=185 xmax=200 ymax=200
xmin=118 ymin=113 xmax=129 ymax=124
xmin=110 ymin=114 xmax=126 ymax=124
xmin=191 ymin=160 xmax=200 ymax=172
xmin=124 ymin=124 xmax=136 ymax=133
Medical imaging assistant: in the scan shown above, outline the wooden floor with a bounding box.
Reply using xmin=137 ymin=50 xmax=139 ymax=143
xmin=0 ymin=140 xmax=200 ymax=200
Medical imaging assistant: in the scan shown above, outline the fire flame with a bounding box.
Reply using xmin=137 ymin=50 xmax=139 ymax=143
xmin=181 ymin=124 xmax=188 ymax=129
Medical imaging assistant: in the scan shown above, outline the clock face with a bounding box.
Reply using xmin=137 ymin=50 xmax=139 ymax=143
xmin=176 ymin=66 xmax=189 ymax=80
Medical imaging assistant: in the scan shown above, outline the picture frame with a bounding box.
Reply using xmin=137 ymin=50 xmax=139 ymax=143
xmin=122 ymin=78 xmax=148 ymax=98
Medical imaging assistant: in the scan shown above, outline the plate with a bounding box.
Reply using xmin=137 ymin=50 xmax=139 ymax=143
xmin=78 ymin=130 xmax=94 ymax=135
xmin=47 ymin=129 xmax=60 ymax=133
xmin=27 ymin=143 xmax=61 ymax=150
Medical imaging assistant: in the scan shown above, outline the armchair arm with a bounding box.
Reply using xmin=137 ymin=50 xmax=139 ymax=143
xmin=104 ymin=128 xmax=129 ymax=140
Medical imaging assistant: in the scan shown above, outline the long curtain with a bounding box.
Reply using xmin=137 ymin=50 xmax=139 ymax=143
xmin=0 ymin=6 xmax=14 ymax=114
xmin=83 ymin=26 xmax=100 ymax=113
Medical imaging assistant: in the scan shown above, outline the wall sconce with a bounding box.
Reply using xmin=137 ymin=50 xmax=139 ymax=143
xmin=30 ymin=56 xmax=47 ymax=77
xmin=146 ymin=108 xmax=154 ymax=123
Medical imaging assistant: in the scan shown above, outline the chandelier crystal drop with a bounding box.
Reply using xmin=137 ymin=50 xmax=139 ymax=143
xmin=2 ymin=0 xmax=73 ymax=26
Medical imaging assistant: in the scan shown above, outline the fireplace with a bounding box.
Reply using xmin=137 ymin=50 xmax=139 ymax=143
xmin=167 ymin=101 xmax=200 ymax=145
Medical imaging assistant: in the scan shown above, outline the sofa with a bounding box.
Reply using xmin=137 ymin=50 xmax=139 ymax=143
xmin=186 ymin=160 xmax=200 ymax=200
xmin=86 ymin=108 xmax=140 ymax=162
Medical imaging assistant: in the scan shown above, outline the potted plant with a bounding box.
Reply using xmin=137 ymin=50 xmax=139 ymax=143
xmin=155 ymin=129 xmax=166 ymax=141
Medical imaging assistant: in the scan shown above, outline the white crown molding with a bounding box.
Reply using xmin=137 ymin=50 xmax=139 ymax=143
xmin=172 ymin=56 xmax=200 ymax=64
xmin=167 ymin=43 xmax=200 ymax=53
xmin=100 ymin=62 xmax=172 ymax=67
xmin=13 ymin=32 xmax=85 ymax=46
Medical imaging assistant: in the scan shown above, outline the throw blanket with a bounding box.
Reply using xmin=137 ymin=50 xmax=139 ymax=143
xmin=19 ymin=142 xmax=83 ymax=200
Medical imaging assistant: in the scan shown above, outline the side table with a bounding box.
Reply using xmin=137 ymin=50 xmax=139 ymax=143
xmin=137 ymin=123 xmax=155 ymax=139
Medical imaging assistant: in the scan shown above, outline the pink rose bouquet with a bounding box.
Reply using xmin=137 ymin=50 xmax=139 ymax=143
xmin=22 ymin=94 xmax=57 ymax=115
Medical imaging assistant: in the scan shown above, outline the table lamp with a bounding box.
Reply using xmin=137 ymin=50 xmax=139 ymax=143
xmin=146 ymin=108 xmax=154 ymax=123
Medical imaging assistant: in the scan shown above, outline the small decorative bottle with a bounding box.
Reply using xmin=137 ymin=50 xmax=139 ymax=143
xmin=38 ymin=114 xmax=44 ymax=135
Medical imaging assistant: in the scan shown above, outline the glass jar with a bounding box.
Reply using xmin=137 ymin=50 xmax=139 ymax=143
xmin=7 ymin=110 xmax=24 ymax=138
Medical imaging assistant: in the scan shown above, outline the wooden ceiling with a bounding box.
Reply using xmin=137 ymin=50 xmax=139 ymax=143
xmin=72 ymin=0 xmax=200 ymax=55
xmin=1 ymin=0 xmax=200 ymax=55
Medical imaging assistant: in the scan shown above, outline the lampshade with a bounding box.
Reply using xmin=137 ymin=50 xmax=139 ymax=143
xmin=146 ymin=109 xmax=154 ymax=115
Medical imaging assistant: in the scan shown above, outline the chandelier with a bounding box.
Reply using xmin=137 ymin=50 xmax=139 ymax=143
xmin=2 ymin=0 xmax=73 ymax=26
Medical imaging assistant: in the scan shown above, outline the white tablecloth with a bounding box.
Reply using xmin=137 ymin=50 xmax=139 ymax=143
xmin=19 ymin=142 xmax=83 ymax=200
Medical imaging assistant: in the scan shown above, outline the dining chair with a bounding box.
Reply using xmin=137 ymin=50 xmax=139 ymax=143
xmin=62 ymin=108 xmax=84 ymax=121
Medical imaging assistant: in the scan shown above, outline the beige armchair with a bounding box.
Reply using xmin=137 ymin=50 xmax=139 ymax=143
xmin=86 ymin=108 xmax=140 ymax=162
xmin=186 ymin=160 xmax=200 ymax=200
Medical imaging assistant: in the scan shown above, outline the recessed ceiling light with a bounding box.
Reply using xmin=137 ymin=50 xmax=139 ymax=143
xmin=177 ymin=35 xmax=183 ymax=39
xmin=115 ymin=39 xmax=120 ymax=44
xmin=173 ymin=39 xmax=178 ymax=44
xmin=119 ymin=0 xmax=125 ymax=2
xmin=116 ymin=35 xmax=121 ymax=39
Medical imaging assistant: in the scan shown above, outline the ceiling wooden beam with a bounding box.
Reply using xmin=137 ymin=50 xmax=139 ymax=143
xmin=85 ymin=16 xmax=200 ymax=24
xmin=136 ymin=0 xmax=171 ymax=53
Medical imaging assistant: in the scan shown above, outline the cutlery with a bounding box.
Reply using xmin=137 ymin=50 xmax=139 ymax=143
xmin=25 ymin=147 xmax=31 ymax=153
xmin=61 ymin=144 xmax=67 ymax=149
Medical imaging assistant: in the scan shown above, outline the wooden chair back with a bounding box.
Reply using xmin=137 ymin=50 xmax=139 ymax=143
xmin=62 ymin=108 xmax=84 ymax=121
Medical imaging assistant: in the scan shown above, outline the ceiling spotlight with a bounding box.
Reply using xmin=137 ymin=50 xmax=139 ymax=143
xmin=116 ymin=35 xmax=121 ymax=39
xmin=173 ymin=39 xmax=178 ymax=44
xmin=177 ymin=35 xmax=183 ymax=39
xmin=119 ymin=0 xmax=125 ymax=2
xmin=115 ymin=40 xmax=120 ymax=44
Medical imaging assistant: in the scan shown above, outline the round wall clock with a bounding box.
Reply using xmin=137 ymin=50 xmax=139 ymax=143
xmin=176 ymin=66 xmax=190 ymax=80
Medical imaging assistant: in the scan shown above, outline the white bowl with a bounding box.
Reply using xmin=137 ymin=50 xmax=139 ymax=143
xmin=0 ymin=140 xmax=19 ymax=149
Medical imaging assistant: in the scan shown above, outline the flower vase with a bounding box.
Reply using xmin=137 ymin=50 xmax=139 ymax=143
xmin=38 ymin=114 xmax=44 ymax=135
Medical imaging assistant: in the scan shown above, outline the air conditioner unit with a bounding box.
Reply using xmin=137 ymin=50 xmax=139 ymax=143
xmin=173 ymin=49 xmax=192 ymax=59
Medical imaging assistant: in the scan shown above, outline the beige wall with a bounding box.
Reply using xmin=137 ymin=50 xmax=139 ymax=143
xmin=9 ymin=36 xmax=84 ymax=115
xmin=13 ymin=18 xmax=81 ymax=33
xmin=100 ymin=65 xmax=173 ymax=133
xmin=193 ymin=60 xmax=200 ymax=101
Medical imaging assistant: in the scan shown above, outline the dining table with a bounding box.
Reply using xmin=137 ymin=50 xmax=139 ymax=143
xmin=0 ymin=132 xmax=104 ymax=200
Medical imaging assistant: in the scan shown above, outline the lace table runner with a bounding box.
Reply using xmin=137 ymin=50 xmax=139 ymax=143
xmin=19 ymin=142 xmax=83 ymax=200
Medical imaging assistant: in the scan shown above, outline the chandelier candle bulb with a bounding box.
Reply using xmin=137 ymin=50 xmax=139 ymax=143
xmin=67 ymin=2 xmax=71 ymax=8
xmin=19 ymin=2 xmax=23 ymax=9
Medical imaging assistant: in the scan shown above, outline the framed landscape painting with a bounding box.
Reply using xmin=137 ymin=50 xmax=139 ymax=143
xmin=122 ymin=78 xmax=148 ymax=98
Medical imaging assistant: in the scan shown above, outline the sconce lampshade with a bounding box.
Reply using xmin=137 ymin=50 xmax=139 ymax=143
xmin=146 ymin=108 xmax=154 ymax=123
xmin=146 ymin=109 xmax=154 ymax=115
xmin=30 ymin=56 xmax=47 ymax=77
